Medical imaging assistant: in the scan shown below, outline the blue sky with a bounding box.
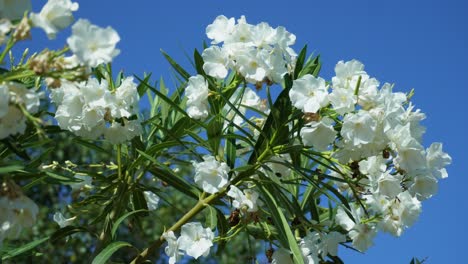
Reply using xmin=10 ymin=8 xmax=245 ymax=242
xmin=28 ymin=0 xmax=468 ymax=263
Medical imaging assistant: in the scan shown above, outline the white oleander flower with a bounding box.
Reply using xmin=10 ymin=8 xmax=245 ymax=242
xmin=299 ymin=232 xmax=320 ymax=264
xmin=300 ymin=117 xmax=337 ymax=151
xmin=336 ymin=206 xmax=377 ymax=252
xmin=204 ymin=15 xmax=296 ymax=85
xmin=328 ymin=87 xmax=356 ymax=115
xmin=0 ymin=19 xmax=12 ymax=44
xmin=192 ymin=155 xmax=229 ymax=194
xmin=0 ymin=84 xmax=9 ymax=117
xmin=68 ymin=174 xmax=92 ymax=191
xmin=227 ymin=185 xmax=261 ymax=212
xmin=67 ymin=19 xmax=120 ymax=67
xmin=348 ymin=223 xmax=377 ymax=252
xmin=0 ymin=181 xmax=39 ymax=244
xmin=30 ymin=0 xmax=78 ymax=39
xmin=271 ymin=248 xmax=293 ymax=264
xmin=202 ymin=46 xmax=229 ymax=79
xmin=0 ymin=82 xmax=41 ymax=139
xmin=177 ymin=222 xmax=214 ymax=259
xmin=163 ymin=231 xmax=183 ymax=264
xmin=380 ymin=191 xmax=421 ymax=236
xmin=0 ymin=0 xmax=31 ymax=21
xmin=289 ymin=74 xmax=329 ymax=113
xmin=341 ymin=110 xmax=377 ymax=147
xmin=53 ymin=212 xmax=76 ymax=228
xmin=143 ymin=191 xmax=160 ymax=211
xmin=409 ymin=173 xmax=438 ymax=200
xmin=235 ymin=48 xmax=268 ymax=83
xmin=332 ymin=59 xmax=368 ymax=90
xmin=320 ymin=231 xmax=346 ymax=257
xmin=426 ymin=142 xmax=451 ymax=179
xmin=186 ymin=75 xmax=209 ymax=120
xmin=53 ymin=77 xmax=141 ymax=143
xmin=206 ymin=15 xmax=235 ymax=44
xmin=104 ymin=120 xmax=142 ymax=144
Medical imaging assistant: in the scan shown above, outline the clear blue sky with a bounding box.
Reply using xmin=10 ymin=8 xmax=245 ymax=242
xmin=28 ymin=0 xmax=467 ymax=263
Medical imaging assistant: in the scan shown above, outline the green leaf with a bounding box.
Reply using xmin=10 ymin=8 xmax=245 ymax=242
xmin=2 ymin=236 xmax=49 ymax=260
xmin=50 ymin=226 xmax=95 ymax=244
xmin=205 ymin=205 xmax=218 ymax=230
xmin=132 ymin=189 xmax=149 ymax=216
xmin=136 ymin=73 xmax=152 ymax=97
xmin=298 ymin=55 xmax=321 ymax=78
xmin=0 ymin=164 xmax=24 ymax=174
xmin=111 ymin=209 xmax=148 ymax=239
xmin=225 ymin=126 xmax=236 ymax=170
xmin=91 ymin=241 xmax=134 ymax=264
xmin=44 ymin=171 xmax=80 ymax=184
xmin=293 ymin=45 xmax=307 ymax=79
xmin=72 ymin=138 xmax=109 ymax=156
xmin=257 ymin=183 xmax=304 ymax=264
xmin=194 ymin=49 xmax=205 ymax=75
xmin=161 ymin=49 xmax=191 ymax=80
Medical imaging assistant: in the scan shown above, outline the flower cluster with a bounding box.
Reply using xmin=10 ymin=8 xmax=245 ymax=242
xmin=289 ymin=59 xmax=452 ymax=252
xmin=0 ymin=82 xmax=41 ymax=139
xmin=51 ymin=77 xmax=142 ymax=144
xmin=203 ymin=15 xmax=297 ymax=84
xmin=0 ymin=180 xmax=39 ymax=247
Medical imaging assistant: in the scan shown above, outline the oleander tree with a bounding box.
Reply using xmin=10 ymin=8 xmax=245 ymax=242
xmin=0 ymin=1 xmax=451 ymax=264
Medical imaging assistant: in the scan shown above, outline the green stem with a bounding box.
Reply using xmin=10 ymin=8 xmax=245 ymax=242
xmin=117 ymin=144 xmax=123 ymax=180
xmin=0 ymin=37 xmax=15 ymax=65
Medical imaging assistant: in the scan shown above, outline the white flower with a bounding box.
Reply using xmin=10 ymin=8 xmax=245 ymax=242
xmin=224 ymin=87 xmax=262 ymax=128
xmin=68 ymin=174 xmax=92 ymax=191
xmin=52 ymin=78 xmax=141 ymax=142
xmin=0 ymin=19 xmax=12 ymax=44
xmin=332 ymin=59 xmax=368 ymax=90
xmin=409 ymin=174 xmax=438 ymax=200
xmin=0 ymin=106 xmax=26 ymax=139
xmin=235 ymin=48 xmax=268 ymax=83
xmin=177 ymin=222 xmax=214 ymax=259
xmin=300 ymin=117 xmax=336 ymax=151
xmin=348 ymin=223 xmax=377 ymax=252
xmin=426 ymin=143 xmax=451 ymax=179
xmin=0 ymin=181 xmax=39 ymax=244
xmin=341 ymin=110 xmax=377 ymax=146
xmin=0 ymin=83 xmax=41 ymax=139
xmin=202 ymin=46 xmax=229 ymax=79
xmin=0 ymin=84 xmax=9 ymax=118
xmin=206 ymin=15 xmax=235 ymax=44
xmin=0 ymin=0 xmax=31 ymax=21
xmin=104 ymin=120 xmax=142 ymax=144
xmin=336 ymin=206 xmax=377 ymax=252
xmin=321 ymin=231 xmax=346 ymax=257
xmin=67 ymin=19 xmax=120 ymax=67
xmin=186 ymin=75 xmax=209 ymax=119
xmin=289 ymin=74 xmax=329 ymax=113
xmin=30 ymin=0 xmax=78 ymax=39
xmin=271 ymin=248 xmax=293 ymax=264
xmin=227 ymin=185 xmax=261 ymax=212
xmin=143 ymin=191 xmax=160 ymax=211
xmin=192 ymin=155 xmax=229 ymax=194
xmin=380 ymin=191 xmax=421 ymax=236
xmin=299 ymin=232 xmax=320 ymax=264
xmin=328 ymin=87 xmax=356 ymax=115
xmin=53 ymin=212 xmax=76 ymax=228
xmin=369 ymin=171 xmax=402 ymax=198
xmin=163 ymin=231 xmax=183 ymax=264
